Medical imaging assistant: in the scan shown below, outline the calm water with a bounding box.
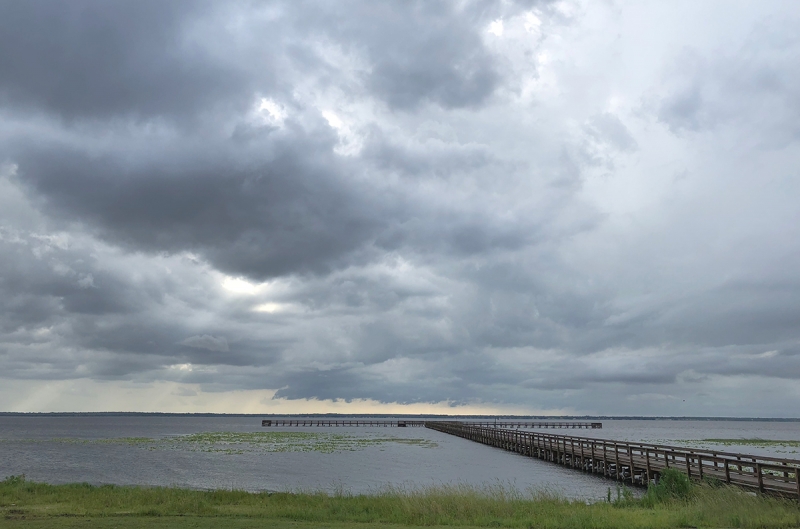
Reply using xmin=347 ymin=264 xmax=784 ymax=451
xmin=1 ymin=415 xmax=799 ymax=501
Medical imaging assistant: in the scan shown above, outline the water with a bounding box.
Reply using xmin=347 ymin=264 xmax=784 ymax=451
xmin=1 ymin=415 xmax=798 ymax=501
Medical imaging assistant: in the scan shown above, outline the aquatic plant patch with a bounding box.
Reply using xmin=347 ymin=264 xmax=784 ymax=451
xmin=674 ymin=438 xmax=800 ymax=454
xmin=1 ymin=432 xmax=438 ymax=455
xmin=699 ymin=438 xmax=800 ymax=447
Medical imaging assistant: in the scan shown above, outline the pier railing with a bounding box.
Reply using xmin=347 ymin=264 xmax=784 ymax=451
xmin=426 ymin=422 xmax=800 ymax=499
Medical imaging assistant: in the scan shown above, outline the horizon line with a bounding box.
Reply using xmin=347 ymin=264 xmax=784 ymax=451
xmin=1 ymin=411 xmax=799 ymax=421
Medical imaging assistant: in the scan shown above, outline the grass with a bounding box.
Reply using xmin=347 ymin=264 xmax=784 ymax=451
xmin=1 ymin=431 xmax=438 ymax=455
xmin=1 ymin=474 xmax=800 ymax=528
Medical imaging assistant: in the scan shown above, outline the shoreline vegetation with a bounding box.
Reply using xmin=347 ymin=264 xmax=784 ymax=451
xmin=2 ymin=472 xmax=800 ymax=529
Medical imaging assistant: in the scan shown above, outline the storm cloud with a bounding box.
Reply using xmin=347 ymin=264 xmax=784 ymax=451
xmin=1 ymin=0 xmax=800 ymax=415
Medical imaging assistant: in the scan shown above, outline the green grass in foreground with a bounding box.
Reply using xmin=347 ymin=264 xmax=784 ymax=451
xmin=1 ymin=472 xmax=799 ymax=529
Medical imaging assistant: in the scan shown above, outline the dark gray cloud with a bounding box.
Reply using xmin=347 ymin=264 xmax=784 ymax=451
xmin=0 ymin=0 xmax=253 ymax=121
xmin=10 ymin=132 xmax=383 ymax=278
xmin=0 ymin=0 xmax=509 ymax=122
xmin=0 ymin=0 xmax=539 ymax=280
xmin=356 ymin=3 xmax=499 ymax=109
xmin=286 ymin=0 xmax=513 ymax=110
xmin=2 ymin=1 xmax=800 ymax=415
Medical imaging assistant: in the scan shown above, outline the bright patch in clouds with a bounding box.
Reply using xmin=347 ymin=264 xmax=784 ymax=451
xmin=253 ymin=302 xmax=288 ymax=313
xmin=256 ymin=97 xmax=287 ymax=126
xmin=524 ymin=12 xmax=541 ymax=33
xmin=488 ymin=19 xmax=504 ymax=36
xmin=322 ymin=110 xmax=363 ymax=155
xmin=221 ymin=276 xmax=262 ymax=295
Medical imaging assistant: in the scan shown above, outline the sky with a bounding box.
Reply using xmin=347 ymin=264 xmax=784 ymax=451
xmin=1 ymin=0 xmax=799 ymax=416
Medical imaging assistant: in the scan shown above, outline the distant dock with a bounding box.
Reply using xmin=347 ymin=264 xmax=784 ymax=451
xmin=262 ymin=419 xmax=425 ymax=427
xmin=261 ymin=419 xmax=602 ymax=428
xmin=463 ymin=421 xmax=602 ymax=429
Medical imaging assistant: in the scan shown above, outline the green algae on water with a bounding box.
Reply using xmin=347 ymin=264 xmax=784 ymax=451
xmin=698 ymin=438 xmax=800 ymax=448
xmin=674 ymin=438 xmax=800 ymax=454
xmin=5 ymin=431 xmax=438 ymax=455
xmin=167 ymin=431 xmax=438 ymax=454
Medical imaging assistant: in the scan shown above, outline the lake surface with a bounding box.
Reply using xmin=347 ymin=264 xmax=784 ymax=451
xmin=1 ymin=415 xmax=799 ymax=501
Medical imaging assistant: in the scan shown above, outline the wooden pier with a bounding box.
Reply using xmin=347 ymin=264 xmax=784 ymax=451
xmin=262 ymin=419 xmax=601 ymax=429
xmin=426 ymin=422 xmax=800 ymax=499
xmin=461 ymin=421 xmax=602 ymax=429
xmin=262 ymin=419 xmax=425 ymax=427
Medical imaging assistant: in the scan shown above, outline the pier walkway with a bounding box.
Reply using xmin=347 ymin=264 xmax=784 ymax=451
xmin=262 ymin=419 xmax=601 ymax=428
xmin=426 ymin=421 xmax=800 ymax=499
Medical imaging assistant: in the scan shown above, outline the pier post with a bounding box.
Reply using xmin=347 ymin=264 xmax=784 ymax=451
xmin=580 ymin=440 xmax=585 ymax=470
xmin=628 ymin=446 xmax=634 ymax=484
xmin=795 ymin=467 xmax=799 ymax=499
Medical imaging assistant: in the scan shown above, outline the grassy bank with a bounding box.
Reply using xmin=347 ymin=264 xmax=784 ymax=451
xmin=1 ymin=474 xmax=799 ymax=528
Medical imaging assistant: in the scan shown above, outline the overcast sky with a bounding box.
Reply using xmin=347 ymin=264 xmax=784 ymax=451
xmin=1 ymin=0 xmax=799 ymax=416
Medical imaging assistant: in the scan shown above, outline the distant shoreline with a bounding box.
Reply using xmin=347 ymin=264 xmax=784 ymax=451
xmin=1 ymin=411 xmax=799 ymax=421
